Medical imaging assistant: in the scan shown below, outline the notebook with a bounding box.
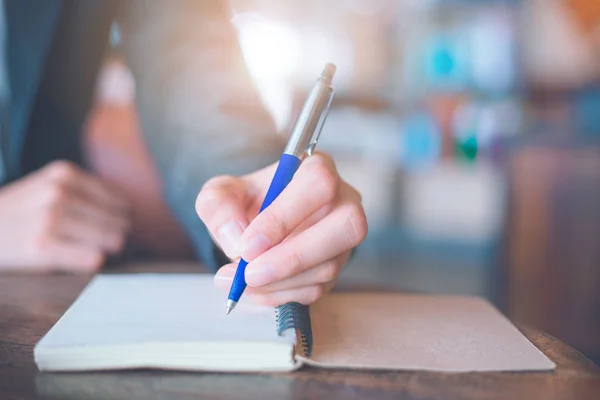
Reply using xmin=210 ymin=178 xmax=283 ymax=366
xmin=34 ymin=274 xmax=556 ymax=373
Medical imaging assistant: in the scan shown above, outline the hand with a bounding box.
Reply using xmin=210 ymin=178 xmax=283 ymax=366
xmin=0 ymin=161 xmax=131 ymax=272
xmin=196 ymin=153 xmax=367 ymax=306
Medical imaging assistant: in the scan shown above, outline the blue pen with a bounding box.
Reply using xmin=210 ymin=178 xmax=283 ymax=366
xmin=226 ymin=63 xmax=337 ymax=314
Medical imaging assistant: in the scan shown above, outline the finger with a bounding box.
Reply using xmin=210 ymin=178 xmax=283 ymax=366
xmin=195 ymin=176 xmax=249 ymax=259
xmin=42 ymin=161 xmax=129 ymax=213
xmin=214 ymin=263 xmax=237 ymax=290
xmin=248 ymin=282 xmax=336 ymax=306
xmin=240 ymin=153 xmax=339 ymax=261
xmin=245 ymin=193 xmax=367 ymax=287
xmin=52 ymin=187 xmax=130 ymax=253
xmin=55 ymin=213 xmax=127 ymax=254
xmin=214 ymin=252 xmax=349 ymax=293
xmin=40 ymin=237 xmax=104 ymax=273
xmin=253 ymin=252 xmax=349 ymax=293
xmin=65 ymin=190 xmax=131 ymax=233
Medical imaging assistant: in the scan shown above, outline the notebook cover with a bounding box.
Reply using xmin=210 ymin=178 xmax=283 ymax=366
xmin=296 ymin=293 xmax=556 ymax=372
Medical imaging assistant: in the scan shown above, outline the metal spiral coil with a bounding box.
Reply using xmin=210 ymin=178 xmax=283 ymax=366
xmin=275 ymin=302 xmax=313 ymax=356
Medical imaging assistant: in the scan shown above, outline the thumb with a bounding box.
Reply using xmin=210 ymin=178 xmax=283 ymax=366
xmin=195 ymin=176 xmax=249 ymax=259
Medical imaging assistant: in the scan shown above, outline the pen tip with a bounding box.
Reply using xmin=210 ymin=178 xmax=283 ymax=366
xmin=225 ymin=299 xmax=237 ymax=315
xmin=321 ymin=63 xmax=336 ymax=82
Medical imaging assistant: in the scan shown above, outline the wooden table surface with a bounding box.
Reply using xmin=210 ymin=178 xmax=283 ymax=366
xmin=1 ymin=263 xmax=599 ymax=400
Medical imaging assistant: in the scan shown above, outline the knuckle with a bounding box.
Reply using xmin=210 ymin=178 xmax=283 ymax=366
xmin=203 ymin=175 xmax=236 ymax=190
xmin=194 ymin=193 xmax=207 ymax=218
xmin=283 ymin=250 xmax=304 ymax=277
xmin=196 ymin=176 xmax=239 ymax=217
xmin=76 ymin=249 xmax=104 ymax=270
xmin=110 ymin=234 xmax=126 ymax=252
xmin=45 ymin=181 xmax=68 ymax=205
xmin=201 ymin=176 xmax=223 ymax=194
xmin=314 ymin=152 xmax=334 ymax=165
xmin=85 ymin=251 xmax=105 ymax=270
xmin=302 ymin=286 xmax=324 ymax=305
xmin=195 ymin=187 xmax=221 ymax=219
xmin=316 ymin=260 xmax=339 ymax=284
xmin=307 ymin=159 xmax=339 ymax=203
xmin=45 ymin=160 xmax=76 ymax=182
xmin=343 ymin=203 xmax=368 ymax=247
xmin=260 ymin=209 xmax=289 ymax=241
xmin=72 ymin=250 xmax=105 ymax=272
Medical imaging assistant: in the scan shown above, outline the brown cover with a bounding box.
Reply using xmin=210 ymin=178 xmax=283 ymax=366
xmin=297 ymin=293 xmax=556 ymax=372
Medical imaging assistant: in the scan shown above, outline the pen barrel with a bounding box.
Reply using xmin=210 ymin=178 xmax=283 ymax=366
xmin=228 ymin=154 xmax=301 ymax=302
xmin=229 ymin=258 xmax=248 ymax=299
xmin=228 ymin=64 xmax=335 ymax=307
xmin=284 ymin=79 xmax=334 ymax=159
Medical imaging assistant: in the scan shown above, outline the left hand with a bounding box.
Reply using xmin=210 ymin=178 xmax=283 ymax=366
xmin=195 ymin=153 xmax=367 ymax=306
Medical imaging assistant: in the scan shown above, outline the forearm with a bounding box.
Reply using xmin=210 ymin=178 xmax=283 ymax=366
xmin=118 ymin=1 xmax=284 ymax=269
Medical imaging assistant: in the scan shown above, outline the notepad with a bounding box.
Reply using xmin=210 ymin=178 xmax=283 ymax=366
xmin=34 ymin=274 xmax=556 ymax=373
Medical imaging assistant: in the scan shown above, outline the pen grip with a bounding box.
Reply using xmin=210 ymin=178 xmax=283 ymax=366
xmin=259 ymin=154 xmax=302 ymax=212
xmin=228 ymin=154 xmax=301 ymax=301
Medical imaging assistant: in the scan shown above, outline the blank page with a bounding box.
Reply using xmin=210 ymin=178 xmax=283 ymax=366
xmin=35 ymin=274 xmax=291 ymax=367
xmin=299 ymin=293 xmax=556 ymax=372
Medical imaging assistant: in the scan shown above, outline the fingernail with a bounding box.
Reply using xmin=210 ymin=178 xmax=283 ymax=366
xmin=241 ymin=234 xmax=271 ymax=261
xmin=245 ymin=263 xmax=276 ymax=286
xmin=218 ymin=221 xmax=244 ymax=258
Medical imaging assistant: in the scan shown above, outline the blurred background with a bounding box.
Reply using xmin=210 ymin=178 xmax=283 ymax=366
xmin=88 ymin=0 xmax=600 ymax=364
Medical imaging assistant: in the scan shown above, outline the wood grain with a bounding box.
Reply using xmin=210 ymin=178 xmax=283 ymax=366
xmin=0 ymin=263 xmax=599 ymax=400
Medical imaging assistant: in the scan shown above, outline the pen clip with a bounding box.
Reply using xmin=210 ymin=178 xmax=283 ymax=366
xmin=306 ymin=86 xmax=335 ymax=157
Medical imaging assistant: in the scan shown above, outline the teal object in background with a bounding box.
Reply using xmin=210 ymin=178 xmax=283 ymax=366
xmin=574 ymin=88 xmax=600 ymax=136
xmin=455 ymin=136 xmax=478 ymax=162
xmin=400 ymin=111 xmax=441 ymax=171
xmin=425 ymin=33 xmax=469 ymax=91
xmin=433 ymin=46 xmax=455 ymax=76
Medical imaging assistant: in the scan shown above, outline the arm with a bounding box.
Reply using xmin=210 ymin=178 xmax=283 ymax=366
xmin=117 ymin=1 xmax=284 ymax=270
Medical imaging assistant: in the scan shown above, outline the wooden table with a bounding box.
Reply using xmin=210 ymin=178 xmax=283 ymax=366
xmin=1 ymin=264 xmax=599 ymax=400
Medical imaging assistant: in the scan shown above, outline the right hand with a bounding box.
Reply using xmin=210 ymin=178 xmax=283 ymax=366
xmin=0 ymin=161 xmax=131 ymax=272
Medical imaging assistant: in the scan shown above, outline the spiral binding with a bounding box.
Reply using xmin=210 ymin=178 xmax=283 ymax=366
xmin=275 ymin=302 xmax=313 ymax=356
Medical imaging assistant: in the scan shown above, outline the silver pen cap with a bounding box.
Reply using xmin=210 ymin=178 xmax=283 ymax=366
xmin=284 ymin=63 xmax=336 ymax=158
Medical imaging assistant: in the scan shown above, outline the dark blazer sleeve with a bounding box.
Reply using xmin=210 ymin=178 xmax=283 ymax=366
xmin=117 ymin=1 xmax=285 ymax=270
